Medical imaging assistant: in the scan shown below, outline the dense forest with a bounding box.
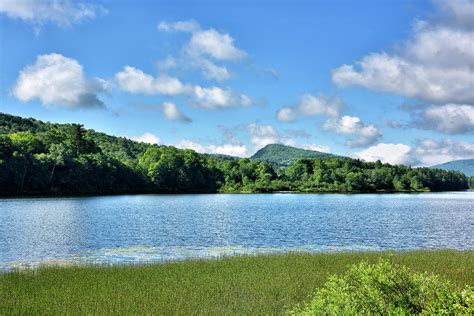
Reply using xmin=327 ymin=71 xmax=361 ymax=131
xmin=0 ymin=113 xmax=469 ymax=196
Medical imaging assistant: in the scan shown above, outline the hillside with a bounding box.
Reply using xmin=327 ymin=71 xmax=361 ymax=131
xmin=431 ymin=159 xmax=474 ymax=177
xmin=251 ymin=144 xmax=335 ymax=166
xmin=0 ymin=113 xmax=468 ymax=195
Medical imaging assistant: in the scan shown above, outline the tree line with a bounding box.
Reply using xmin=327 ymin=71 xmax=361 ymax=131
xmin=0 ymin=113 xmax=469 ymax=196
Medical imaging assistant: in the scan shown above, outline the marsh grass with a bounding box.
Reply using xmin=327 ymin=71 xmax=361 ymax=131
xmin=1 ymin=250 xmax=473 ymax=315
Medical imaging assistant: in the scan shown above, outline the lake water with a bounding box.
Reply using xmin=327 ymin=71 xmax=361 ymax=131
xmin=1 ymin=192 xmax=473 ymax=270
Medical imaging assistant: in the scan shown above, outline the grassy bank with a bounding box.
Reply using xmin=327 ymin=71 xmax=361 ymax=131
xmin=1 ymin=250 xmax=473 ymax=315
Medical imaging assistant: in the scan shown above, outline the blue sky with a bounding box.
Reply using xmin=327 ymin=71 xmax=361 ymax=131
xmin=1 ymin=0 xmax=473 ymax=166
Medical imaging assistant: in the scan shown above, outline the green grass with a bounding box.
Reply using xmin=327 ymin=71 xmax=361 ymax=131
xmin=1 ymin=250 xmax=473 ymax=315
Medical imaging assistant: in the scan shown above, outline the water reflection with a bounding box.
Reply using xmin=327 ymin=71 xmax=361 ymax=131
xmin=0 ymin=192 xmax=473 ymax=270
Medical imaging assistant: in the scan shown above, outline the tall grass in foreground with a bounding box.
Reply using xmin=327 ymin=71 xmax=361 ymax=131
xmin=1 ymin=250 xmax=473 ymax=315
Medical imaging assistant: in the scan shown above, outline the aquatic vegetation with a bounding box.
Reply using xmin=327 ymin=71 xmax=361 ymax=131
xmin=1 ymin=250 xmax=473 ymax=314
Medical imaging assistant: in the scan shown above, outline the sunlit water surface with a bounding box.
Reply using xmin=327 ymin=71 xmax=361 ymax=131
xmin=1 ymin=192 xmax=473 ymax=270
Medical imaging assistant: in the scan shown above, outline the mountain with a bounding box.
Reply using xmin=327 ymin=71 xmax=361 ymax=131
xmin=250 ymin=144 xmax=336 ymax=166
xmin=431 ymin=159 xmax=474 ymax=177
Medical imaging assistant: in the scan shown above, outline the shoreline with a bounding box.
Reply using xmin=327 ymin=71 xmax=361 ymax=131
xmin=2 ymin=250 xmax=473 ymax=314
xmin=2 ymin=248 xmax=474 ymax=273
xmin=1 ymin=189 xmax=472 ymax=199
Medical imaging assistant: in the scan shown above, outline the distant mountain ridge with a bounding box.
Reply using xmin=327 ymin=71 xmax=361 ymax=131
xmin=430 ymin=159 xmax=474 ymax=177
xmin=250 ymin=144 xmax=336 ymax=166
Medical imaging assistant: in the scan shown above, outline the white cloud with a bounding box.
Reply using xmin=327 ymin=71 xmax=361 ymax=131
xmin=246 ymin=123 xmax=281 ymax=148
xmin=416 ymin=104 xmax=474 ymax=134
xmin=0 ymin=0 xmax=105 ymax=28
xmin=354 ymin=143 xmax=414 ymax=165
xmin=174 ymin=140 xmax=249 ymax=157
xmin=324 ymin=115 xmax=381 ymax=147
xmin=186 ymin=28 xmax=246 ymax=60
xmin=332 ymin=2 xmax=474 ymax=105
xmin=13 ymin=53 xmax=105 ymax=109
xmin=355 ymin=139 xmax=474 ymax=167
xmin=193 ymin=86 xmax=252 ymax=109
xmin=276 ymin=94 xmax=343 ymax=122
xmin=434 ymin=0 xmax=474 ymax=29
xmin=157 ymin=20 xmax=200 ymax=33
xmin=412 ymin=139 xmax=474 ymax=166
xmin=115 ymin=66 xmax=190 ymax=95
xmin=277 ymin=107 xmax=297 ymax=122
xmin=162 ymin=102 xmax=191 ymax=122
xmin=131 ymin=132 xmax=161 ymax=145
xmin=114 ymin=66 xmax=253 ymax=109
xmin=193 ymin=58 xmax=231 ymax=81
xmin=300 ymin=143 xmax=331 ymax=153
xmin=158 ymin=20 xmax=246 ymax=81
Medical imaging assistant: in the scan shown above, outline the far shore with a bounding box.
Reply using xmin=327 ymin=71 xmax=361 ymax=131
xmin=1 ymin=189 xmax=473 ymax=199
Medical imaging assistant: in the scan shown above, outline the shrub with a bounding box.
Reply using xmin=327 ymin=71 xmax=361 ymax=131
xmin=290 ymin=259 xmax=473 ymax=315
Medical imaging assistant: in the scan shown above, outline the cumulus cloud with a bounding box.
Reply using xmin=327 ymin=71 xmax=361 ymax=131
xmin=162 ymin=102 xmax=191 ymax=122
xmin=0 ymin=0 xmax=105 ymax=29
xmin=332 ymin=51 xmax=474 ymax=105
xmin=276 ymin=107 xmax=297 ymax=122
xmin=174 ymin=140 xmax=249 ymax=157
xmin=131 ymin=132 xmax=161 ymax=145
xmin=185 ymin=28 xmax=246 ymax=60
xmin=433 ymin=0 xmax=474 ymax=29
xmin=113 ymin=66 xmax=253 ymax=109
xmin=115 ymin=66 xmax=190 ymax=95
xmin=414 ymin=104 xmax=474 ymax=134
xmin=332 ymin=31 xmax=474 ymax=104
xmin=355 ymin=139 xmax=474 ymax=167
xmin=13 ymin=53 xmax=105 ymax=109
xmin=324 ymin=115 xmax=381 ymax=147
xmin=243 ymin=123 xmax=296 ymax=150
xmin=158 ymin=20 xmax=246 ymax=81
xmin=246 ymin=123 xmax=281 ymax=148
xmin=332 ymin=1 xmax=474 ymax=107
xmin=192 ymin=58 xmax=231 ymax=81
xmin=276 ymin=94 xmax=343 ymax=122
xmin=411 ymin=139 xmax=474 ymax=166
xmin=192 ymin=86 xmax=252 ymax=109
xmin=354 ymin=143 xmax=414 ymax=165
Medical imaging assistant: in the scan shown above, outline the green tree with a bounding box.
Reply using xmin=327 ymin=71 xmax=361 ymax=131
xmin=9 ymin=132 xmax=41 ymax=192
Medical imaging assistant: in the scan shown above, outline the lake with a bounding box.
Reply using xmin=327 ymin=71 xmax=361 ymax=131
xmin=1 ymin=192 xmax=473 ymax=270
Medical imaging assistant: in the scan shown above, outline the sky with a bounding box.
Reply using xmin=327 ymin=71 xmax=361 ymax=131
xmin=0 ymin=0 xmax=473 ymax=166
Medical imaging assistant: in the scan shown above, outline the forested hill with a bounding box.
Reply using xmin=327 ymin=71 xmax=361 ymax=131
xmin=0 ymin=113 xmax=469 ymax=196
xmin=251 ymin=144 xmax=335 ymax=166
xmin=431 ymin=159 xmax=474 ymax=177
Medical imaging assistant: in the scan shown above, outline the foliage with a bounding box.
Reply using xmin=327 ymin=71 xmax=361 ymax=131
xmin=0 ymin=113 xmax=469 ymax=195
xmin=1 ymin=250 xmax=473 ymax=315
xmin=251 ymin=143 xmax=334 ymax=166
xmin=431 ymin=159 xmax=474 ymax=177
xmin=280 ymin=157 xmax=467 ymax=193
xmin=291 ymin=259 xmax=473 ymax=315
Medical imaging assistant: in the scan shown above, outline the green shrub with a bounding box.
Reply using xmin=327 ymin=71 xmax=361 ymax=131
xmin=290 ymin=259 xmax=473 ymax=315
